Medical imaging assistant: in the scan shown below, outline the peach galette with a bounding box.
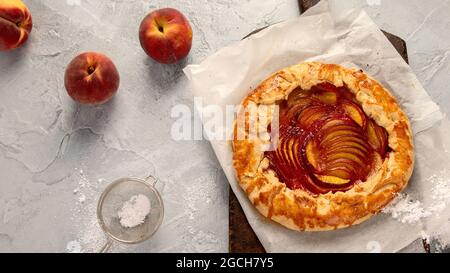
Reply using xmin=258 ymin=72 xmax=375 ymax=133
xmin=232 ymin=62 xmax=414 ymax=231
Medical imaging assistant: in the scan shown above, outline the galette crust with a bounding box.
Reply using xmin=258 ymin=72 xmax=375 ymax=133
xmin=232 ymin=62 xmax=414 ymax=231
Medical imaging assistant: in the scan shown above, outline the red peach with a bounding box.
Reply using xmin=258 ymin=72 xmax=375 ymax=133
xmin=0 ymin=0 xmax=32 ymax=51
xmin=64 ymin=52 xmax=120 ymax=105
xmin=139 ymin=8 xmax=192 ymax=64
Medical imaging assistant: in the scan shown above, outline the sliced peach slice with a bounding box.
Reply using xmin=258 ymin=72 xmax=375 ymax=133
xmin=326 ymin=136 xmax=369 ymax=149
xmin=326 ymin=147 xmax=367 ymax=158
xmin=287 ymin=96 xmax=312 ymax=109
xmin=375 ymin=123 xmax=388 ymax=153
xmin=327 ymin=162 xmax=358 ymax=176
xmin=298 ymin=106 xmax=329 ymax=128
xmin=275 ymin=138 xmax=288 ymax=164
xmin=286 ymin=100 xmax=312 ymax=118
xmin=322 ymin=124 xmax=362 ymax=136
xmin=320 ymin=119 xmax=348 ymax=130
xmin=327 ymin=141 xmax=368 ymax=153
xmin=326 ymin=152 xmax=364 ymax=166
xmin=324 ymin=124 xmax=361 ymax=132
xmin=313 ymin=82 xmax=339 ymax=93
xmin=366 ymin=120 xmax=380 ymax=148
xmin=321 ymin=128 xmax=361 ymax=145
xmin=288 ymin=88 xmax=304 ymax=99
xmin=286 ymin=138 xmax=302 ymax=169
xmin=366 ymin=120 xmax=388 ymax=153
xmin=322 ymin=167 xmax=353 ymax=180
xmin=326 ymin=160 xmax=359 ymax=175
xmin=288 ymin=87 xmax=312 ymax=100
xmin=313 ymin=91 xmax=337 ymax=104
xmin=305 ymin=139 xmax=319 ymax=169
xmin=281 ymin=138 xmax=293 ymax=165
xmin=342 ymin=101 xmax=367 ymax=128
xmin=321 ymin=133 xmax=367 ymax=148
xmin=314 ymin=174 xmax=350 ymax=185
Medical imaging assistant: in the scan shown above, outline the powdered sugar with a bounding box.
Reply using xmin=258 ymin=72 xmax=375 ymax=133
xmin=66 ymin=169 xmax=106 ymax=252
xmin=383 ymin=171 xmax=450 ymax=225
xmin=118 ymin=194 xmax=151 ymax=228
xmin=383 ymin=194 xmax=432 ymax=224
xmin=66 ymin=240 xmax=83 ymax=253
xmin=430 ymin=174 xmax=450 ymax=210
xmin=420 ymin=230 xmax=430 ymax=242
xmin=78 ymin=193 xmax=86 ymax=204
xmin=72 ymin=170 xmax=92 ymax=205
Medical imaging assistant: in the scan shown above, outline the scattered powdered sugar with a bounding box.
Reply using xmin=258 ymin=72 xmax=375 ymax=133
xmin=118 ymin=194 xmax=151 ymax=228
xmin=72 ymin=169 xmax=98 ymax=206
xmin=430 ymin=174 xmax=450 ymax=210
xmin=73 ymin=169 xmax=89 ymax=200
xmin=383 ymin=194 xmax=432 ymax=224
xmin=75 ymin=212 xmax=105 ymax=252
xmin=78 ymin=193 xmax=86 ymax=204
xmin=66 ymin=240 xmax=83 ymax=253
xmin=66 ymin=169 xmax=107 ymax=252
xmin=383 ymin=172 xmax=450 ymax=224
xmin=420 ymin=230 xmax=430 ymax=242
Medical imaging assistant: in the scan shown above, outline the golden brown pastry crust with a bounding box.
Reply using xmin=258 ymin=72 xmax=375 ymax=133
xmin=232 ymin=62 xmax=414 ymax=231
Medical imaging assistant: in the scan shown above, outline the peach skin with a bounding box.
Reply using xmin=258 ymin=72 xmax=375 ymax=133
xmin=139 ymin=8 xmax=193 ymax=64
xmin=0 ymin=0 xmax=32 ymax=51
xmin=64 ymin=52 xmax=120 ymax=105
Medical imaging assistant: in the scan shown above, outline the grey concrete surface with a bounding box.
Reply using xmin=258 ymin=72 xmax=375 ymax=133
xmin=0 ymin=0 xmax=448 ymax=252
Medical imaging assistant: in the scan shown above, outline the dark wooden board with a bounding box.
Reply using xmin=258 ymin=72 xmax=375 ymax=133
xmin=229 ymin=191 xmax=265 ymax=253
xmin=229 ymin=0 xmax=409 ymax=253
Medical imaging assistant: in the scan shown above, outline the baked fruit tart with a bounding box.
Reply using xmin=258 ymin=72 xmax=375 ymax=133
xmin=232 ymin=62 xmax=414 ymax=231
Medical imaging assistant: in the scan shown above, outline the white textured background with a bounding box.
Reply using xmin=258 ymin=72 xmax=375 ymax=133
xmin=0 ymin=0 xmax=448 ymax=252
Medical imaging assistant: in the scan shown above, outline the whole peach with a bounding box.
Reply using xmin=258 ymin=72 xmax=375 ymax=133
xmin=139 ymin=8 xmax=192 ymax=64
xmin=0 ymin=0 xmax=32 ymax=51
xmin=64 ymin=52 xmax=120 ymax=105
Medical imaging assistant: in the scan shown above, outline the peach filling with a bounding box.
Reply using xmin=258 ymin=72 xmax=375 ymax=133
xmin=265 ymin=83 xmax=389 ymax=195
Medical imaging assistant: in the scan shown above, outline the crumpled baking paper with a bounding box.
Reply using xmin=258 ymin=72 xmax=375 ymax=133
xmin=184 ymin=0 xmax=450 ymax=252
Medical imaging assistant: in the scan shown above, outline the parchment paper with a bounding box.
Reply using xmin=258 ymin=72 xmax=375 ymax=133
xmin=184 ymin=0 xmax=450 ymax=252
